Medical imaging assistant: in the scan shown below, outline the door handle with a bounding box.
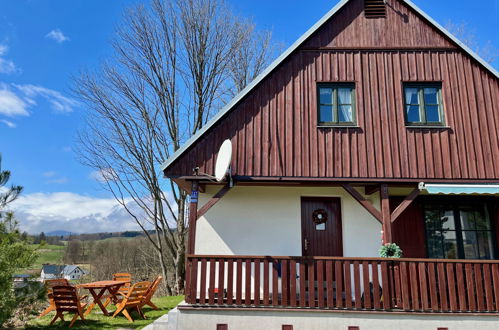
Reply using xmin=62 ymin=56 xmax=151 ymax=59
xmin=304 ymin=238 xmax=309 ymax=251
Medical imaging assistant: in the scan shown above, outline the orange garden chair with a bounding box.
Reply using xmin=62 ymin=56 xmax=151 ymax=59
xmin=112 ymin=281 xmax=150 ymax=322
xmin=38 ymin=278 xmax=70 ymax=318
xmin=140 ymin=276 xmax=163 ymax=310
xmin=49 ymin=285 xmax=87 ymax=328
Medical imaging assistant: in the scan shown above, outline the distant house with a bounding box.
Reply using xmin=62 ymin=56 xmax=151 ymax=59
xmin=12 ymin=274 xmax=31 ymax=289
xmin=40 ymin=264 xmax=87 ymax=281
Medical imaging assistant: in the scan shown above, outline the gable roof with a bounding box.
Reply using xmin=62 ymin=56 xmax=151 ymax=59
xmin=41 ymin=264 xmax=65 ymax=275
xmin=161 ymin=0 xmax=499 ymax=173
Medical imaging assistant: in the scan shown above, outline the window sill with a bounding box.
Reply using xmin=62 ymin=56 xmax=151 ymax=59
xmin=317 ymin=125 xmax=360 ymax=128
xmin=405 ymin=125 xmax=451 ymax=129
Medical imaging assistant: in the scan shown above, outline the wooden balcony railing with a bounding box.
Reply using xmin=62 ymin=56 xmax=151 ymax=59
xmin=185 ymin=255 xmax=499 ymax=313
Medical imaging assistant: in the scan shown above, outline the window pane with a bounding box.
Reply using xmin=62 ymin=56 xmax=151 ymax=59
xmin=405 ymin=87 xmax=419 ymax=104
xmin=338 ymin=88 xmax=352 ymax=104
xmin=425 ymin=208 xmax=442 ymax=231
xmin=319 ymin=88 xmax=333 ymax=105
xmin=474 ymin=208 xmax=490 ymax=230
xmin=477 ymin=231 xmax=494 ymax=259
xmin=459 ymin=208 xmax=476 ymax=230
xmin=426 ymin=231 xmax=444 ymax=258
xmin=406 ymin=105 xmax=421 ymax=122
xmin=441 ymin=210 xmax=455 ymax=230
xmin=443 ymin=231 xmax=458 ymax=259
xmin=462 ymin=231 xmax=479 ymax=259
xmin=424 ymin=88 xmax=439 ymax=104
xmin=319 ymin=105 xmax=333 ymax=123
xmin=338 ymin=105 xmax=353 ymax=122
xmin=425 ymin=105 xmax=440 ymax=122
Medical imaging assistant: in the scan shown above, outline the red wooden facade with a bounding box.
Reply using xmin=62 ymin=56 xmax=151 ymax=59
xmin=164 ymin=0 xmax=498 ymax=182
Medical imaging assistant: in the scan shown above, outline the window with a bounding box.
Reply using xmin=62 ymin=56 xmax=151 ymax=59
xmin=404 ymin=83 xmax=444 ymax=125
xmin=424 ymin=200 xmax=495 ymax=260
xmin=317 ymin=83 xmax=356 ymax=125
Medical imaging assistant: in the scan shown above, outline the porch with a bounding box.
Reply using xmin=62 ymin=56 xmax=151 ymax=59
xmin=185 ymin=255 xmax=499 ymax=314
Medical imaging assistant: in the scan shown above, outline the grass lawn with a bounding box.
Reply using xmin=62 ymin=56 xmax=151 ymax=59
xmin=26 ymin=295 xmax=184 ymax=329
xmin=28 ymin=244 xmax=65 ymax=270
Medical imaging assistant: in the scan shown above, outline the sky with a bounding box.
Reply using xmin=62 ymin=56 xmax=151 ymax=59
xmin=0 ymin=0 xmax=497 ymax=234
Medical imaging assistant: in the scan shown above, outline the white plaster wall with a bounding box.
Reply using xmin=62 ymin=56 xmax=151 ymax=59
xmin=195 ymin=185 xmax=382 ymax=257
xmin=169 ymin=307 xmax=499 ymax=330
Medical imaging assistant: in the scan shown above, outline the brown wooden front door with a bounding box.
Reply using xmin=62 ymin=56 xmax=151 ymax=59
xmin=301 ymin=197 xmax=343 ymax=256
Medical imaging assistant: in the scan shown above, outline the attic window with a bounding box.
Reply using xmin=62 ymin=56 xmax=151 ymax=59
xmin=364 ymin=0 xmax=386 ymax=18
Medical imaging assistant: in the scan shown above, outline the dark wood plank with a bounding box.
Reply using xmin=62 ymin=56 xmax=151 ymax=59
xmin=200 ymin=258 xmax=207 ymax=304
xmin=208 ymin=258 xmax=216 ymax=305
xmin=418 ymin=262 xmax=429 ymax=311
xmin=482 ymin=264 xmax=494 ymax=311
xmin=362 ymin=261 xmax=371 ymax=309
xmin=282 ymin=259 xmax=289 ymax=306
xmin=390 ymin=188 xmax=420 ymax=223
xmin=299 ymin=261 xmax=306 ymax=307
xmin=437 ymin=262 xmax=448 ymax=311
xmin=427 ymin=262 xmax=438 ymax=311
xmin=227 ymin=259 xmax=234 ymax=305
xmin=196 ymin=184 xmax=233 ymax=219
xmin=308 ymin=260 xmax=315 ymax=307
xmin=409 ymin=262 xmax=420 ymax=310
xmin=253 ymin=260 xmax=261 ymax=306
xmin=372 ymin=261 xmax=381 ymax=310
xmin=317 ymin=260 xmax=325 ymax=308
xmin=446 ymin=263 xmax=457 ymax=312
xmin=190 ymin=258 xmax=198 ymax=304
xmin=289 ymin=260 xmax=297 ymax=307
xmin=455 ymin=263 xmax=466 ymax=311
xmin=245 ymin=259 xmax=251 ymax=305
xmin=492 ymin=264 xmax=499 ymax=312
xmin=344 ymin=260 xmax=353 ymax=309
xmin=273 ymin=259 xmax=279 ymax=306
xmin=380 ymin=261 xmax=391 ymax=310
xmin=400 ymin=262 xmax=410 ymax=310
xmin=353 ymin=261 xmax=362 ymax=309
xmin=263 ymin=259 xmax=270 ymax=306
xmin=236 ymin=259 xmax=243 ymax=305
xmin=336 ymin=260 xmax=344 ymax=308
xmin=341 ymin=184 xmax=382 ymax=223
xmin=465 ymin=263 xmax=476 ymax=311
xmin=474 ymin=263 xmax=485 ymax=311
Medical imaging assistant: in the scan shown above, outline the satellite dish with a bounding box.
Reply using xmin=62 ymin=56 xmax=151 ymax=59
xmin=214 ymin=139 xmax=232 ymax=182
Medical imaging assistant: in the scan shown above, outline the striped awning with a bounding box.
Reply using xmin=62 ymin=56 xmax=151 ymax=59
xmin=418 ymin=183 xmax=499 ymax=195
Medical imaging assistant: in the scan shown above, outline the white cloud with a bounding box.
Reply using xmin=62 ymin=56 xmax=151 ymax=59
xmin=0 ymin=85 xmax=30 ymax=116
xmin=14 ymin=84 xmax=78 ymax=113
xmin=43 ymin=171 xmax=57 ymax=178
xmin=45 ymin=29 xmax=70 ymax=43
xmin=10 ymin=192 xmax=141 ymax=234
xmin=0 ymin=44 xmax=18 ymax=74
xmin=89 ymin=169 xmax=118 ymax=183
xmin=0 ymin=119 xmax=16 ymax=128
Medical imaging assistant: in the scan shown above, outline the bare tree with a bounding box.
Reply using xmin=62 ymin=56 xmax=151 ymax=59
xmin=74 ymin=0 xmax=276 ymax=295
xmin=445 ymin=21 xmax=498 ymax=64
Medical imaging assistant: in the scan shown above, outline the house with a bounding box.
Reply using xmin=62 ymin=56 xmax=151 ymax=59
xmin=161 ymin=0 xmax=499 ymax=329
xmin=40 ymin=264 xmax=87 ymax=281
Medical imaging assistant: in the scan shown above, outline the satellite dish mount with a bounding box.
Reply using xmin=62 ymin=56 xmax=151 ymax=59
xmin=193 ymin=139 xmax=233 ymax=187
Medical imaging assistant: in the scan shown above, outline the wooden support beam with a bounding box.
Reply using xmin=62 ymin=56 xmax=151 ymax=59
xmin=341 ymin=184 xmax=382 ymax=224
xmin=390 ymin=188 xmax=420 ymax=223
xmin=364 ymin=185 xmax=380 ymax=195
xmin=197 ymin=183 xmax=233 ymax=219
xmin=380 ymin=184 xmax=392 ymax=243
xmin=187 ymin=181 xmax=199 ymax=255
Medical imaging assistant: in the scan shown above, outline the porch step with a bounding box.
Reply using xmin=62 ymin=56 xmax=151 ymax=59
xmin=142 ymin=313 xmax=169 ymax=330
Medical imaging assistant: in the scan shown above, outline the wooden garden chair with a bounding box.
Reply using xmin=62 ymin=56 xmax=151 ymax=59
xmin=140 ymin=276 xmax=163 ymax=310
xmin=38 ymin=278 xmax=69 ymax=318
xmin=49 ymin=285 xmax=87 ymax=328
xmin=103 ymin=272 xmax=132 ymax=307
xmin=112 ymin=281 xmax=150 ymax=322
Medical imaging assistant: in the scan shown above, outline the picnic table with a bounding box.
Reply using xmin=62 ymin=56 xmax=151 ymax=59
xmin=79 ymin=280 xmax=129 ymax=316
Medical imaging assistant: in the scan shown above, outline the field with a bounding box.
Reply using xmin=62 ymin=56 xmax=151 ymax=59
xmin=28 ymin=244 xmax=65 ymax=271
xmin=26 ymin=295 xmax=184 ymax=329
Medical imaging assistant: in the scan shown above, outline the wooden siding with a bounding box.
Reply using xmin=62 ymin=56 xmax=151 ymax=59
xmin=303 ymin=0 xmax=457 ymax=49
xmin=164 ymin=0 xmax=499 ymax=181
